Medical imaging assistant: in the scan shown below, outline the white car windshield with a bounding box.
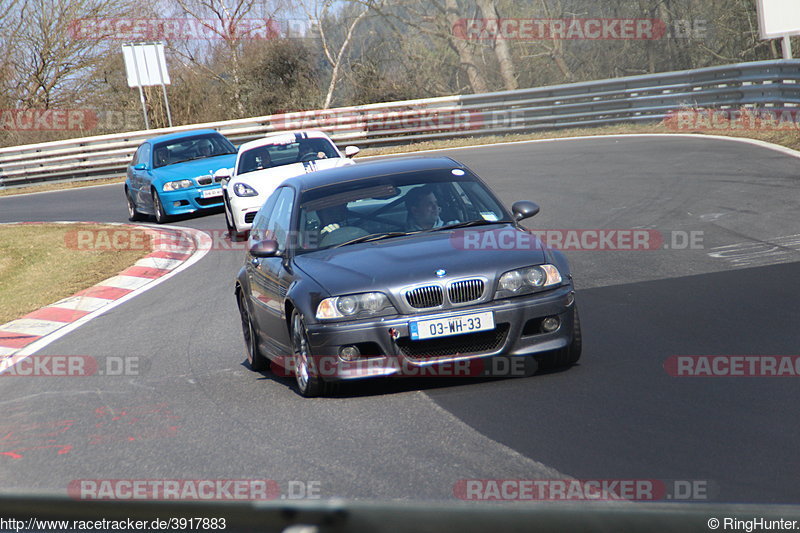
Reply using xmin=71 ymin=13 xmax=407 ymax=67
xmin=237 ymin=138 xmax=339 ymax=175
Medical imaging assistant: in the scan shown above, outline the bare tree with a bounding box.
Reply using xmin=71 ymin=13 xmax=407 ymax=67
xmin=476 ymin=0 xmax=517 ymax=90
xmin=9 ymin=0 xmax=137 ymax=108
xmin=299 ymin=0 xmax=373 ymax=109
xmin=0 ymin=0 xmax=25 ymax=106
xmin=173 ymin=0 xmax=269 ymax=116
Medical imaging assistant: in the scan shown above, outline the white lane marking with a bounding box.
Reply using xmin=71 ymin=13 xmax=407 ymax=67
xmin=0 ymin=225 xmax=211 ymax=374
xmin=699 ymin=213 xmax=727 ymax=222
xmin=0 ymin=318 xmax=66 ymax=336
xmin=708 ymin=234 xmax=800 ymax=267
xmin=49 ymin=295 xmax=113 ymax=312
xmin=134 ymin=256 xmax=183 ymax=270
xmin=99 ymin=274 xmax=153 ymax=290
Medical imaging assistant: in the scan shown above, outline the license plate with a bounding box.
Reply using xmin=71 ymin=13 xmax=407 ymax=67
xmin=201 ymin=188 xmax=223 ymax=198
xmin=410 ymin=311 xmax=495 ymax=340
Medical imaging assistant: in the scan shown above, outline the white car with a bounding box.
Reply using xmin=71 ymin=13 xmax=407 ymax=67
xmin=219 ymin=131 xmax=359 ymax=239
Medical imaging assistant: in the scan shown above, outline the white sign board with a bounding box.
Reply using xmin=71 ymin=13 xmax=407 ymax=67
xmin=122 ymin=42 xmax=171 ymax=88
xmin=757 ymin=0 xmax=800 ymax=39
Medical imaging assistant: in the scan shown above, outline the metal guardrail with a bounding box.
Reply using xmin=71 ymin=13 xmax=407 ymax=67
xmin=1 ymin=59 xmax=799 ymax=189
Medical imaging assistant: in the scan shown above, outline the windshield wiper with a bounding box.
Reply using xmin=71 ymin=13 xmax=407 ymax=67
xmin=169 ymin=153 xmax=233 ymax=165
xmin=332 ymin=231 xmax=420 ymax=248
xmin=430 ymin=219 xmax=510 ymax=231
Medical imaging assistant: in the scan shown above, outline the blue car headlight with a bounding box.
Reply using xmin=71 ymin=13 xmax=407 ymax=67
xmin=163 ymin=179 xmax=193 ymax=191
xmin=495 ymin=264 xmax=562 ymax=298
xmin=233 ymin=183 xmax=258 ymax=197
xmin=316 ymin=292 xmax=396 ymax=320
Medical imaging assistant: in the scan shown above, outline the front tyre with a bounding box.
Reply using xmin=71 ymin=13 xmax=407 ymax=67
xmin=126 ymin=187 xmax=144 ymax=222
xmin=238 ymin=290 xmax=269 ymax=371
xmin=223 ymin=192 xmax=246 ymax=241
xmin=152 ymin=188 xmax=171 ymax=224
xmin=290 ymin=310 xmax=329 ymax=397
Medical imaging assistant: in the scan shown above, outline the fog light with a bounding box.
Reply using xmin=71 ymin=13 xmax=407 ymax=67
xmin=339 ymin=345 xmax=360 ymax=361
xmin=565 ymin=291 xmax=575 ymax=307
xmin=173 ymin=201 xmax=181 ymax=207
xmin=541 ymin=316 xmax=560 ymax=333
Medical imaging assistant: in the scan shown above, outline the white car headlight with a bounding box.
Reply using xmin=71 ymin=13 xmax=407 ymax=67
xmin=163 ymin=179 xmax=193 ymax=191
xmin=316 ymin=292 xmax=395 ymax=320
xmin=233 ymin=182 xmax=258 ymax=197
xmin=496 ymin=264 xmax=562 ymax=297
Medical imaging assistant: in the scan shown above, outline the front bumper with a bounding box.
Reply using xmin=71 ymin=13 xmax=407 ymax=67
xmin=303 ymin=285 xmax=577 ymax=381
xmin=229 ymin=195 xmax=264 ymax=232
xmin=161 ymin=185 xmax=224 ymax=215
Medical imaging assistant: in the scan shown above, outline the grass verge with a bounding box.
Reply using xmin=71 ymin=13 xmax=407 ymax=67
xmin=0 ymin=223 xmax=151 ymax=324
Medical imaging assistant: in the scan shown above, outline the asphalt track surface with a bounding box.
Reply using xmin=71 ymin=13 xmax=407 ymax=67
xmin=1 ymin=135 xmax=799 ymax=504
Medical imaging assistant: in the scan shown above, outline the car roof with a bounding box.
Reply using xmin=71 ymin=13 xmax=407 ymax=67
xmin=284 ymin=156 xmax=467 ymax=191
xmin=146 ymin=129 xmax=223 ymax=145
xmin=238 ymin=131 xmax=333 ymax=152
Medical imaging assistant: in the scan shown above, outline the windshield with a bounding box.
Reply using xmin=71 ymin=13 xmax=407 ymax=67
xmin=237 ymin=137 xmax=340 ymax=175
xmin=152 ymin=134 xmax=236 ymax=168
xmin=296 ymin=168 xmax=511 ymax=251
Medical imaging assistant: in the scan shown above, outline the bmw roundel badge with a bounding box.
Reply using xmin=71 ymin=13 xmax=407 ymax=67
xmin=435 ymin=269 xmax=447 ymax=277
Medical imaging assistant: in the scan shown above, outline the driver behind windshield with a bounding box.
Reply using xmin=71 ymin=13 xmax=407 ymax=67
xmin=197 ymin=141 xmax=213 ymax=158
xmin=297 ymin=139 xmax=333 ymax=161
xmin=404 ymin=185 xmax=459 ymax=231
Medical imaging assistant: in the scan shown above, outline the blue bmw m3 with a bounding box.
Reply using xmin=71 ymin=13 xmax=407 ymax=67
xmin=124 ymin=129 xmax=238 ymax=223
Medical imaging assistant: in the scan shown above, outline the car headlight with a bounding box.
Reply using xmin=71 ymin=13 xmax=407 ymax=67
xmin=316 ymin=292 xmax=396 ymax=320
xmin=163 ymin=179 xmax=193 ymax=191
xmin=233 ymin=183 xmax=258 ymax=197
xmin=495 ymin=264 xmax=562 ymax=298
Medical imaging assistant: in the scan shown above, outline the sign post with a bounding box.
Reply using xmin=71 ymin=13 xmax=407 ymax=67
xmin=121 ymin=42 xmax=173 ymax=129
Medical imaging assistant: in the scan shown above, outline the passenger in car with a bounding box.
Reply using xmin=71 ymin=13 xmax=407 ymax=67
xmin=155 ymin=148 xmax=169 ymax=167
xmin=318 ymin=204 xmax=351 ymax=236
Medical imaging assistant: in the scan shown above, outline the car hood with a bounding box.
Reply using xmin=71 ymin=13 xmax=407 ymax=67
xmin=293 ymin=224 xmax=547 ymax=295
xmin=232 ymin=158 xmax=354 ymax=186
xmin=152 ymin=154 xmax=237 ymax=181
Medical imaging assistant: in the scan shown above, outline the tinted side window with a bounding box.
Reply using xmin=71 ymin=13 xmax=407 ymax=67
xmin=131 ymin=146 xmax=142 ymax=166
xmin=250 ymin=187 xmax=283 ymax=241
xmin=140 ymin=144 xmax=151 ymax=167
xmin=265 ymin=187 xmax=295 ymax=251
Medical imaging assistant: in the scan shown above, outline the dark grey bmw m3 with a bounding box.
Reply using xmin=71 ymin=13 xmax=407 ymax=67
xmin=235 ymin=156 xmax=581 ymax=397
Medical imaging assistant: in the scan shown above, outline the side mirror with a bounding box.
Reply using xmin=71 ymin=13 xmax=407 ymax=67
xmin=249 ymin=239 xmax=279 ymax=258
xmin=512 ymin=201 xmax=540 ymax=221
xmin=344 ymin=146 xmax=360 ymax=158
xmin=133 ymin=163 xmax=148 ymax=171
xmin=214 ymin=167 xmax=233 ymax=182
